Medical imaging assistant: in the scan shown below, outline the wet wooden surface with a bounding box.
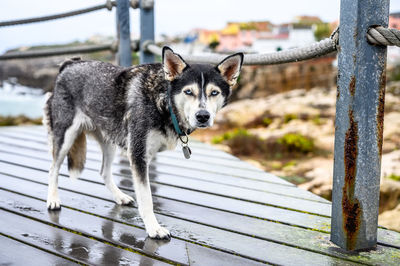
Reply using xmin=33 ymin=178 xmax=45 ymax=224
xmin=0 ymin=126 xmax=399 ymax=265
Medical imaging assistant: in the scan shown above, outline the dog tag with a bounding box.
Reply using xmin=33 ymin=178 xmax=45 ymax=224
xmin=182 ymin=145 xmax=192 ymax=159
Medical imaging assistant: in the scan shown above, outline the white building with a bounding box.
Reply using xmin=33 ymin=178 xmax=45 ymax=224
xmin=252 ymin=25 xmax=316 ymax=53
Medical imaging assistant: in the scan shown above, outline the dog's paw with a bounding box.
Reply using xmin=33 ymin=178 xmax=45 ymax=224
xmin=113 ymin=191 xmax=135 ymax=205
xmin=47 ymin=197 xmax=61 ymax=210
xmin=147 ymin=226 xmax=171 ymax=240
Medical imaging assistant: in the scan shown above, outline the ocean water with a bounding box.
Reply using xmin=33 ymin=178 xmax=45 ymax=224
xmin=0 ymin=82 xmax=46 ymax=119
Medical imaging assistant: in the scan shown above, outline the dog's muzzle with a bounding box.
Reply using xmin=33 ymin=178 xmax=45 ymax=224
xmin=195 ymin=110 xmax=210 ymax=127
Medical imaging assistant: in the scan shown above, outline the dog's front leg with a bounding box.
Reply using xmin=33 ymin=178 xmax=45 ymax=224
xmin=128 ymin=143 xmax=170 ymax=240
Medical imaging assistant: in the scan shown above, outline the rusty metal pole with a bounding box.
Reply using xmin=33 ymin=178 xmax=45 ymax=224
xmin=139 ymin=0 xmax=155 ymax=64
xmin=331 ymin=0 xmax=389 ymax=251
xmin=116 ymin=0 xmax=132 ymax=66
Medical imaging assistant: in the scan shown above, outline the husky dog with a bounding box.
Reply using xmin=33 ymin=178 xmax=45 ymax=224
xmin=44 ymin=47 xmax=243 ymax=239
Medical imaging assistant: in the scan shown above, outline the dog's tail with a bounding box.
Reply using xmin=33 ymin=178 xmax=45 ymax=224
xmin=43 ymin=92 xmax=54 ymax=157
xmin=67 ymin=131 xmax=87 ymax=180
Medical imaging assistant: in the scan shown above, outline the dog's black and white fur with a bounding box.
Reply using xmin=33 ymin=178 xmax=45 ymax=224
xmin=44 ymin=47 xmax=243 ymax=239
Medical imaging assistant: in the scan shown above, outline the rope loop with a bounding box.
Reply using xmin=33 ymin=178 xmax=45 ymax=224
xmin=367 ymin=26 xmax=400 ymax=47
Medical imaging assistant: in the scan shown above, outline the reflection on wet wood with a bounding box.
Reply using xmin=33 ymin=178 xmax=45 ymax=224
xmin=0 ymin=126 xmax=399 ymax=265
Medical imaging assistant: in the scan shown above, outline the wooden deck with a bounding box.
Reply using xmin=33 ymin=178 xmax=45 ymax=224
xmin=0 ymin=125 xmax=399 ymax=265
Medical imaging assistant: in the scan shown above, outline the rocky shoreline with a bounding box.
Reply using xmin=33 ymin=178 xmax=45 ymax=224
xmin=192 ymin=86 xmax=400 ymax=232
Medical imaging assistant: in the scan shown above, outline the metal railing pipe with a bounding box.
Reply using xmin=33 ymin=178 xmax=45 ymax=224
xmin=139 ymin=0 xmax=155 ymax=64
xmin=116 ymin=0 xmax=132 ymax=66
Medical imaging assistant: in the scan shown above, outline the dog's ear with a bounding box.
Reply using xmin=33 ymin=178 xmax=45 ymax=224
xmin=162 ymin=46 xmax=188 ymax=81
xmin=216 ymin=53 xmax=244 ymax=87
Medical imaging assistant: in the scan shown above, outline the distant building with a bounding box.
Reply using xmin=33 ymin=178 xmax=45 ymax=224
xmin=183 ymin=17 xmax=321 ymax=54
xmin=218 ymin=25 xmax=259 ymax=52
xmin=197 ymin=29 xmax=220 ymax=45
xmin=388 ymin=12 xmax=400 ymax=65
xmin=196 ymin=21 xmax=273 ymax=52
xmin=252 ymin=24 xmax=316 ymax=53
xmin=293 ymin=16 xmax=322 ymax=25
xmin=389 ymin=12 xmax=400 ymax=29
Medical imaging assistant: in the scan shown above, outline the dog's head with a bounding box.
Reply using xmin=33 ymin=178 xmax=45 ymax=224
xmin=162 ymin=46 xmax=243 ymax=131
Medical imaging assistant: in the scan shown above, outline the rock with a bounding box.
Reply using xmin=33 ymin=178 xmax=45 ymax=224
xmin=209 ymin=85 xmax=400 ymax=228
xmin=0 ymin=50 xmax=115 ymax=92
xmin=379 ymin=179 xmax=400 ymax=213
xmin=216 ymin=87 xmax=337 ymax=127
xmin=299 ymin=165 xmax=400 ymax=207
xmin=379 ymin=204 xmax=400 ymax=232
xmin=0 ymin=57 xmax=62 ymax=91
xmin=231 ymin=56 xmax=337 ymax=101
xmin=298 ymin=158 xmax=333 ymax=200
xmin=381 ymin=150 xmax=400 ymax=180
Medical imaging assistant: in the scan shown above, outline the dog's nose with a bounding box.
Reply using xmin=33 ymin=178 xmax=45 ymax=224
xmin=195 ymin=110 xmax=210 ymax=123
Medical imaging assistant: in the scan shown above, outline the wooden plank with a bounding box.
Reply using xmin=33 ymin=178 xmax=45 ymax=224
xmin=377 ymin=229 xmax=400 ymax=250
xmin=0 ymin=133 xmax=292 ymax=187
xmin=0 ymin=139 xmax=309 ymax=202
xmin=0 ymin=140 xmax=327 ymax=203
xmin=2 ymin=153 xmax=399 ymax=251
xmin=147 ymin=163 xmax=325 ymax=201
xmin=0 ymin=189 xmax=262 ymax=266
xmin=0 ymin=160 xmax=331 ymax=232
xmin=3 ymin=173 xmax=400 ymax=265
xmin=0 ymin=129 xmax=294 ymax=186
xmin=2 ymin=127 xmax=399 ymax=249
xmin=0 ymin=176 xmax=365 ymax=265
xmin=0 ymin=158 xmax=400 ymax=251
xmin=152 ymin=155 xmax=293 ymax=185
xmin=0 ymin=150 xmax=332 ymax=216
xmin=0 ymin=128 xmax=242 ymax=161
xmin=0 ymin=209 xmax=167 ymax=266
xmin=0 ymin=235 xmax=72 ymax=266
xmin=0 ymin=135 xmax=326 ymax=203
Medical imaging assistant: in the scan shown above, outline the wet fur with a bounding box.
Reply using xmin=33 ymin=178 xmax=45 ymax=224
xmin=45 ymin=48 xmax=243 ymax=239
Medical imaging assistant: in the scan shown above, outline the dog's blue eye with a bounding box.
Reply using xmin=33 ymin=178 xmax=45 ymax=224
xmin=211 ymin=90 xmax=220 ymax=96
xmin=184 ymin=89 xmax=193 ymax=95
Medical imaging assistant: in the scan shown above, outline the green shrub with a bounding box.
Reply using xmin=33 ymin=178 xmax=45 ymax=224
xmin=211 ymin=128 xmax=250 ymax=144
xmin=314 ymin=23 xmax=331 ymax=41
xmin=0 ymin=115 xmax=42 ymax=126
xmin=283 ymin=160 xmax=297 ymax=168
xmin=311 ymin=115 xmax=323 ymax=125
xmin=283 ymin=113 xmax=297 ymax=123
xmin=262 ymin=117 xmax=273 ymax=126
xmin=245 ymin=113 xmax=274 ymax=128
xmin=277 ymin=133 xmax=314 ymax=153
xmin=388 ymin=64 xmax=400 ymax=82
xmin=211 ymin=128 xmax=264 ymax=156
xmin=387 ymin=174 xmax=400 ymax=181
xmin=212 ymin=130 xmax=316 ymax=158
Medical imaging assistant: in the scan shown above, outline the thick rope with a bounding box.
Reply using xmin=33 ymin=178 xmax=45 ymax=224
xmin=146 ymin=26 xmax=400 ymax=66
xmin=0 ymin=0 xmax=116 ymax=27
xmin=0 ymin=44 xmax=114 ymax=60
xmin=367 ymin=26 xmax=400 ymax=47
xmin=145 ymin=29 xmax=339 ymax=66
xmin=1 ymin=25 xmax=398 ymax=62
xmin=0 ymin=40 xmax=140 ymax=60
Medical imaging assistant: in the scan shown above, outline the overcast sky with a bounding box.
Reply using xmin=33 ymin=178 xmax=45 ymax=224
xmin=0 ymin=0 xmax=399 ymax=53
